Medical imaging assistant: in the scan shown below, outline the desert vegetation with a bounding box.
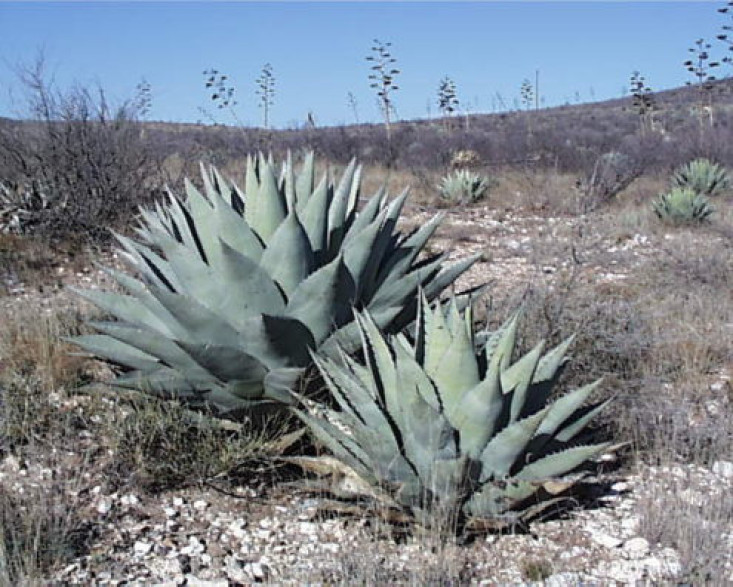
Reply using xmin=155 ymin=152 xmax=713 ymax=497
xmin=1 ymin=16 xmax=732 ymax=585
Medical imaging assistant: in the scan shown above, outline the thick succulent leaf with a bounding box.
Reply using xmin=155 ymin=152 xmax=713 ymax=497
xmin=115 ymin=234 xmax=181 ymax=293
xmin=465 ymin=479 xmax=541 ymax=518
xmin=479 ymin=409 xmax=548 ymax=482
xmin=183 ymin=178 xmax=217 ymax=262
xmin=294 ymin=409 xmax=375 ymax=483
xmin=432 ymin=311 xmax=481 ymax=421
xmin=368 ymin=254 xmax=446 ymax=311
xmin=392 ymin=334 xmax=441 ymax=412
xmin=294 ymin=150 xmax=315 ymax=204
xmin=485 ymin=312 xmax=520 ymax=375
xmin=449 ymin=360 xmax=504 ymax=460
xmin=113 ymin=367 xmax=208 ymax=397
xmin=263 ymin=367 xmax=303 ymax=404
xmin=73 ymin=335 xmax=161 ymax=371
xmin=147 ymin=287 xmax=242 ymax=349
xmin=286 ymin=256 xmax=355 ymax=344
xmin=317 ymin=304 xmax=402 ymax=357
xmin=71 ymin=287 xmax=174 ymax=337
xmin=173 ymin=342 xmax=268 ymax=387
xmin=88 ymin=321 xmax=208 ymax=377
xmin=534 ymin=379 xmax=602 ymax=439
xmin=534 ymin=336 xmax=574 ymax=382
xmin=218 ymin=241 xmax=286 ymax=318
xmin=327 ymin=159 xmax=359 ymax=254
xmin=376 ymin=213 xmax=444 ymax=284
xmin=247 ymin=156 xmax=287 ymax=242
xmin=555 ymin=398 xmax=611 ymax=443
xmin=299 ymin=174 xmax=331 ymax=255
xmin=341 ymin=186 xmax=387 ymax=248
xmin=342 ymin=213 xmax=387 ymax=296
xmin=209 ymin=189 xmax=265 ymax=263
xmin=421 ymin=253 xmax=481 ymax=301
xmin=503 ymin=342 xmax=544 ymax=423
xmin=517 ymin=443 xmax=610 ymax=480
xmin=259 ymin=210 xmax=314 ymax=296
xmin=165 ymin=193 xmax=206 ymax=261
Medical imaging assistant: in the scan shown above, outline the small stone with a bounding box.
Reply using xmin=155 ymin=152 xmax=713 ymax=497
xmin=712 ymin=460 xmax=733 ymax=479
xmin=193 ymin=499 xmax=208 ymax=510
xmin=623 ymin=537 xmax=650 ymax=557
xmin=172 ymin=497 xmax=185 ymax=507
xmin=96 ymin=499 xmax=112 ymax=515
xmin=163 ymin=507 xmax=178 ymax=518
xmin=133 ymin=541 xmax=153 ymax=556
xmin=591 ymin=532 xmax=622 ymax=549
xmin=120 ymin=494 xmax=139 ymax=506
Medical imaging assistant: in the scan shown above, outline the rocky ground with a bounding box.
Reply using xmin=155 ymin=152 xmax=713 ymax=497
xmin=1 ymin=200 xmax=731 ymax=584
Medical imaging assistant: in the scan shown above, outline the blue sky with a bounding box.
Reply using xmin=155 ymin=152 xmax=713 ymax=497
xmin=0 ymin=2 xmax=728 ymax=127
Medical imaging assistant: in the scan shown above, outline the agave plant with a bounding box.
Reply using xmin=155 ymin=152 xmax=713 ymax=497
xmin=296 ymin=297 xmax=610 ymax=533
xmin=671 ymin=158 xmax=730 ymax=197
xmin=72 ymin=153 xmax=479 ymax=419
xmin=652 ymin=187 xmax=714 ymax=224
xmin=438 ymin=169 xmax=495 ymax=205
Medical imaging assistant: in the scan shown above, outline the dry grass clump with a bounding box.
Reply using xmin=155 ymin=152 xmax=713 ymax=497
xmin=105 ymin=397 xmax=296 ymax=493
xmin=638 ymin=466 xmax=733 ymax=585
xmin=0 ymin=480 xmax=93 ymax=585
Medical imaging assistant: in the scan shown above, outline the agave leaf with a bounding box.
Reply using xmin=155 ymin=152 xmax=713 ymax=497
xmin=183 ymin=178 xmax=218 ymax=262
xmin=71 ymin=287 xmax=174 ymax=337
xmin=286 ymin=256 xmax=355 ymax=344
xmin=88 ymin=321 xmax=208 ymax=377
xmin=421 ymin=253 xmax=481 ymax=302
xmin=327 ymin=159 xmax=358 ymax=254
xmin=341 ymin=186 xmax=388 ymax=248
xmin=248 ymin=156 xmax=287 ymax=242
xmin=259 ymin=210 xmax=314 ymax=296
xmin=479 ymin=409 xmax=548 ymax=482
xmin=218 ymin=241 xmax=286 ymax=318
xmin=432 ymin=310 xmax=481 ymax=419
xmin=299 ymin=174 xmax=331 ymax=256
xmin=73 ymin=334 xmax=161 ymax=372
xmin=448 ymin=361 xmax=504 ymax=459
xmin=517 ymin=443 xmax=610 ymax=480
xmin=555 ymin=398 xmax=611 ymax=443
xmin=262 ymin=367 xmax=303 ymax=404
xmin=174 ymin=342 xmax=268 ymax=385
xmin=294 ymin=150 xmax=315 ymax=204
xmin=503 ymin=342 xmax=544 ymax=423
xmin=534 ymin=379 xmax=602 ymax=439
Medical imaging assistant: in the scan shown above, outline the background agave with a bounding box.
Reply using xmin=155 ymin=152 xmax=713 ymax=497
xmin=652 ymin=186 xmax=714 ymax=224
xmin=438 ymin=169 xmax=495 ymax=205
xmin=297 ymin=297 xmax=610 ymax=533
xmin=72 ymin=153 xmax=479 ymax=419
xmin=671 ymin=158 xmax=730 ymax=198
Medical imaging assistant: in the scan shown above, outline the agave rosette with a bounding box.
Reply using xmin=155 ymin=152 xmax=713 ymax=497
xmin=297 ymin=296 xmax=611 ymax=531
xmin=73 ymin=153 xmax=479 ymax=418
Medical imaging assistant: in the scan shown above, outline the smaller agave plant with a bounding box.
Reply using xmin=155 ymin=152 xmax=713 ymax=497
xmin=671 ymin=158 xmax=730 ymax=198
xmin=296 ymin=296 xmax=611 ymax=533
xmin=438 ymin=169 xmax=494 ymax=205
xmin=652 ymin=187 xmax=714 ymax=224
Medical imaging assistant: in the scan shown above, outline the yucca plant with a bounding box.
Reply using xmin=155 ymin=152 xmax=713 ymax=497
xmin=438 ymin=169 xmax=495 ymax=205
xmin=296 ymin=296 xmax=611 ymax=533
xmin=72 ymin=153 xmax=479 ymax=420
xmin=671 ymin=158 xmax=730 ymax=197
xmin=652 ymin=187 xmax=714 ymax=224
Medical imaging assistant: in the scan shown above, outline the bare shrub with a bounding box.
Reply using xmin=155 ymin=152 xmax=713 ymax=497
xmin=576 ymin=151 xmax=643 ymax=213
xmin=0 ymin=56 xmax=163 ymax=242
